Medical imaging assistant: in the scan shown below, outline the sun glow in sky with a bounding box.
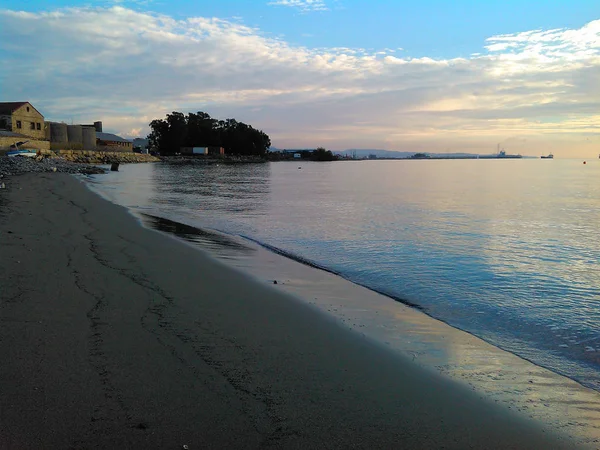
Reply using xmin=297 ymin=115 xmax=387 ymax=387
xmin=1 ymin=0 xmax=599 ymax=156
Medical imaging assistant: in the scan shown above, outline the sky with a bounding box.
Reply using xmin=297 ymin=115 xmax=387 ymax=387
xmin=0 ymin=0 xmax=599 ymax=156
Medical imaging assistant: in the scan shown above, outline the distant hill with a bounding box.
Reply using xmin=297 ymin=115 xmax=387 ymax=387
xmin=133 ymin=138 xmax=149 ymax=149
xmin=269 ymin=148 xmax=414 ymax=158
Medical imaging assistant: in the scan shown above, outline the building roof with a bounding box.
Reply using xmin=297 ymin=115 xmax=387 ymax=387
xmin=96 ymin=132 xmax=130 ymax=143
xmin=0 ymin=102 xmax=28 ymax=115
xmin=0 ymin=102 xmax=44 ymax=117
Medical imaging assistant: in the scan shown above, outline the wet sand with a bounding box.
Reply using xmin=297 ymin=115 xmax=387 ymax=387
xmin=0 ymin=173 xmax=583 ymax=448
xmin=139 ymin=212 xmax=600 ymax=447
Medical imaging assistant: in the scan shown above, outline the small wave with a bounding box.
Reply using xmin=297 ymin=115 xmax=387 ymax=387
xmin=238 ymin=234 xmax=426 ymax=311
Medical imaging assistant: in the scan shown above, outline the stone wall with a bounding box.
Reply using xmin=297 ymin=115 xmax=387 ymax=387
xmin=0 ymin=137 xmax=50 ymax=151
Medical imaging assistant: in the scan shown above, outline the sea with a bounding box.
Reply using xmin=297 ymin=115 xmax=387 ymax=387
xmin=86 ymin=158 xmax=600 ymax=397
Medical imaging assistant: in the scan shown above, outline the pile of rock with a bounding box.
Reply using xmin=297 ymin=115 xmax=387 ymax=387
xmin=58 ymin=151 xmax=160 ymax=164
xmin=0 ymin=155 xmax=105 ymax=179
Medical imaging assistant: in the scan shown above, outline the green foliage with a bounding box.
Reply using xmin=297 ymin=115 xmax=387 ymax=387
xmin=148 ymin=111 xmax=271 ymax=156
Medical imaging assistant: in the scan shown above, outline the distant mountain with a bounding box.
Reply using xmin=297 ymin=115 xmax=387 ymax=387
xmin=133 ymin=138 xmax=149 ymax=149
xmin=270 ymin=147 xmax=529 ymax=159
xmin=269 ymin=148 xmax=411 ymax=157
xmin=336 ymin=149 xmax=413 ymax=158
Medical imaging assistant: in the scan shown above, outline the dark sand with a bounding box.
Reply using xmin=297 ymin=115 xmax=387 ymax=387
xmin=0 ymin=173 xmax=581 ymax=449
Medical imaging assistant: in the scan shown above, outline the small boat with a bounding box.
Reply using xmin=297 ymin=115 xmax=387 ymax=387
xmin=541 ymin=154 xmax=554 ymax=159
xmin=7 ymin=149 xmax=37 ymax=158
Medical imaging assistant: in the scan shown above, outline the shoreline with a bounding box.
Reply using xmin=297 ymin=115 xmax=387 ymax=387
xmin=88 ymin=172 xmax=600 ymax=446
xmin=0 ymin=172 xmax=592 ymax=448
xmin=133 ymin=211 xmax=600 ymax=447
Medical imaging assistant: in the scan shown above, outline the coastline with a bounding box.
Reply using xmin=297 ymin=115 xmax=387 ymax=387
xmin=0 ymin=173 xmax=589 ymax=448
xmin=137 ymin=212 xmax=600 ymax=447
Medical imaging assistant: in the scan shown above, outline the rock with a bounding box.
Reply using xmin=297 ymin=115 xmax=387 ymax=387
xmin=0 ymin=151 xmax=158 ymax=180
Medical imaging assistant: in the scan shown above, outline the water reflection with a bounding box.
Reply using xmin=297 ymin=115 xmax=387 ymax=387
xmin=87 ymin=159 xmax=600 ymax=397
xmin=150 ymin=162 xmax=271 ymax=216
xmin=140 ymin=213 xmax=255 ymax=259
xmin=210 ymin=231 xmax=600 ymax=447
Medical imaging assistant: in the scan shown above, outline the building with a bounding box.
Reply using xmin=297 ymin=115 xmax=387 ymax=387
xmin=0 ymin=102 xmax=45 ymax=140
xmin=96 ymin=132 xmax=133 ymax=152
xmin=208 ymin=146 xmax=224 ymax=155
xmin=0 ymin=102 xmax=50 ymax=151
xmin=180 ymin=146 xmax=225 ymax=156
xmin=0 ymin=102 xmax=45 ymax=141
xmin=181 ymin=147 xmax=208 ymax=155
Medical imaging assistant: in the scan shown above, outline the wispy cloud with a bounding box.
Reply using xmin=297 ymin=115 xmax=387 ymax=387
xmin=0 ymin=7 xmax=598 ymax=155
xmin=267 ymin=0 xmax=329 ymax=13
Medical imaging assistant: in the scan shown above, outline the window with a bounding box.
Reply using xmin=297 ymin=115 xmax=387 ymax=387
xmin=30 ymin=122 xmax=35 ymax=130
xmin=26 ymin=106 xmax=30 ymax=112
xmin=36 ymin=123 xmax=41 ymax=130
xmin=16 ymin=120 xmax=21 ymax=129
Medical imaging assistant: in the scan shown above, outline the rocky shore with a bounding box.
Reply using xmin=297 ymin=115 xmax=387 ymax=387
xmin=0 ymin=151 xmax=161 ymax=184
xmin=56 ymin=150 xmax=160 ymax=164
xmin=0 ymin=155 xmax=106 ymax=180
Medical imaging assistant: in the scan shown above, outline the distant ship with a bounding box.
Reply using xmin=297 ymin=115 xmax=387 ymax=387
xmin=496 ymin=144 xmax=522 ymax=159
xmin=541 ymin=154 xmax=554 ymax=159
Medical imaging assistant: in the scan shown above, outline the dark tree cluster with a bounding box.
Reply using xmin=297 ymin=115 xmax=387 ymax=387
xmin=312 ymin=147 xmax=337 ymax=161
xmin=148 ymin=111 xmax=271 ymax=156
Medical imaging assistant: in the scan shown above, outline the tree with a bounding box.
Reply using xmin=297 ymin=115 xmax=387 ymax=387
xmin=312 ymin=147 xmax=336 ymax=161
xmin=165 ymin=112 xmax=187 ymax=152
xmin=147 ymin=111 xmax=271 ymax=156
xmin=148 ymin=118 xmax=168 ymax=153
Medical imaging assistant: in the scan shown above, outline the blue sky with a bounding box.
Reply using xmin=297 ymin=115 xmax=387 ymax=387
xmin=1 ymin=0 xmax=599 ymax=155
xmin=10 ymin=0 xmax=598 ymax=57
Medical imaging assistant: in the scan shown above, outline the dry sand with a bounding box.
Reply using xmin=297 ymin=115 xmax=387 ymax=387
xmin=0 ymin=173 xmax=583 ymax=449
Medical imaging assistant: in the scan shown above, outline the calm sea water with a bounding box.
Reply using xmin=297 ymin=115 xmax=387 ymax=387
xmin=88 ymin=158 xmax=600 ymax=391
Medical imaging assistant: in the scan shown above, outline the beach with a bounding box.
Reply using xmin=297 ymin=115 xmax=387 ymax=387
xmin=0 ymin=173 xmax=583 ymax=448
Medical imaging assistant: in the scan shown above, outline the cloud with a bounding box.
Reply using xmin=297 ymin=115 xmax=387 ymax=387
xmin=267 ymin=0 xmax=329 ymax=12
xmin=0 ymin=7 xmax=598 ymax=156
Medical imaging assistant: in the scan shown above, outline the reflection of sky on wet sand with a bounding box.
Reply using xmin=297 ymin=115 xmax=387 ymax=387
xmin=147 ymin=219 xmax=600 ymax=447
xmin=236 ymin=243 xmax=600 ymax=447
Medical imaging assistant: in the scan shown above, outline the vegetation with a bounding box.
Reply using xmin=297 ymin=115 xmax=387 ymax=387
xmin=312 ymin=147 xmax=337 ymax=161
xmin=148 ymin=111 xmax=271 ymax=156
